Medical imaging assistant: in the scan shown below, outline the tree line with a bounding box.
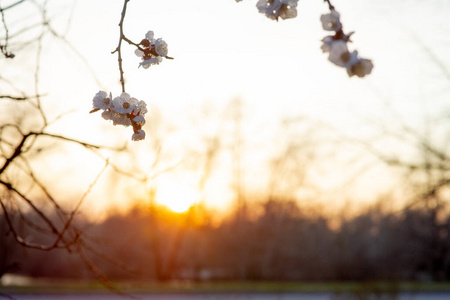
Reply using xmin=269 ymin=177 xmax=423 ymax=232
xmin=2 ymin=196 xmax=449 ymax=282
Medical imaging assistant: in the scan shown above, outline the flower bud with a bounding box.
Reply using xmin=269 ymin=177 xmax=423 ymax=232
xmin=140 ymin=39 xmax=150 ymax=47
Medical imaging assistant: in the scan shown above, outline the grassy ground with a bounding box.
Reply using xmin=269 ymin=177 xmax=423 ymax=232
xmin=2 ymin=280 xmax=450 ymax=294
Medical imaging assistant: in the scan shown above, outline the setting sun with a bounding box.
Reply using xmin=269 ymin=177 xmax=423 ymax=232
xmin=155 ymin=179 xmax=199 ymax=213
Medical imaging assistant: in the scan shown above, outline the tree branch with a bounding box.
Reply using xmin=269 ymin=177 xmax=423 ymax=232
xmin=0 ymin=0 xmax=27 ymax=12
xmin=112 ymin=0 xmax=131 ymax=93
xmin=323 ymin=0 xmax=335 ymax=11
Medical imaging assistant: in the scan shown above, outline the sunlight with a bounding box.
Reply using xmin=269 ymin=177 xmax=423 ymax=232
xmin=155 ymin=179 xmax=199 ymax=213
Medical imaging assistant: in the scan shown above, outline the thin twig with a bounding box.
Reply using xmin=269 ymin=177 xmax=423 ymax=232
xmin=17 ymin=207 xmax=53 ymax=234
xmin=77 ymin=245 xmax=135 ymax=298
xmin=0 ymin=0 xmax=27 ymax=12
xmin=32 ymin=132 xmax=124 ymax=150
xmin=0 ymin=196 xmax=72 ymax=251
xmin=80 ymin=238 xmax=141 ymax=277
xmin=0 ymin=132 xmax=31 ymax=175
xmin=0 ymin=180 xmax=59 ymax=234
xmin=33 ymin=2 xmax=47 ymax=127
xmin=113 ymin=0 xmax=131 ymax=93
xmin=0 ymin=1 xmax=15 ymax=58
xmin=52 ymin=161 xmax=109 ymax=247
xmin=323 ymin=0 xmax=335 ymax=11
xmin=19 ymin=157 xmax=67 ymax=216
xmin=46 ymin=24 xmax=105 ymax=90
xmin=0 ymin=94 xmax=45 ymax=101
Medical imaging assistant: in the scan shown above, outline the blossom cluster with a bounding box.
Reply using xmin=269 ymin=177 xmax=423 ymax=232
xmin=236 ymin=0 xmax=299 ymax=21
xmin=135 ymin=31 xmax=170 ymax=69
xmin=90 ymin=91 xmax=147 ymax=141
xmin=320 ymin=10 xmax=373 ymax=78
xmin=235 ymin=1 xmax=373 ymax=78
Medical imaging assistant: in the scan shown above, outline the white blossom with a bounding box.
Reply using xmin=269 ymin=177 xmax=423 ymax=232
xmin=345 ymin=50 xmax=359 ymax=67
xmin=120 ymin=92 xmax=131 ymax=101
xmin=132 ymin=115 xmax=146 ymax=126
xmin=256 ymin=0 xmax=298 ymax=21
xmin=145 ymin=31 xmax=156 ymax=44
xmin=328 ymin=40 xmax=350 ymax=67
xmin=132 ymin=129 xmax=146 ymax=141
xmin=92 ymin=90 xmax=111 ymax=110
xmin=101 ymin=109 xmax=131 ymax=126
xmin=322 ymin=38 xmax=373 ymax=78
xmin=155 ymin=38 xmax=168 ymax=57
xmin=139 ymin=57 xmax=163 ymax=69
xmin=320 ymin=10 xmax=342 ymax=32
xmin=102 ymin=109 xmax=131 ymax=126
xmin=111 ymin=93 xmax=135 ymax=114
xmin=320 ymin=36 xmax=334 ymax=53
xmin=345 ymin=51 xmax=374 ymax=78
xmin=133 ymin=100 xmax=148 ymax=115
xmin=111 ymin=111 xmax=132 ymax=126
xmin=135 ymin=48 xmax=144 ymax=58
xmin=101 ymin=110 xmax=112 ymax=121
xmin=347 ymin=58 xmax=373 ymax=77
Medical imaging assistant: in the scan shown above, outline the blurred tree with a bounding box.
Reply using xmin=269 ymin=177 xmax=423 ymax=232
xmin=362 ymin=94 xmax=450 ymax=279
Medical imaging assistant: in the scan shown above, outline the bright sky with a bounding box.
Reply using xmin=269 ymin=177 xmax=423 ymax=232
xmin=2 ymin=0 xmax=450 ymax=218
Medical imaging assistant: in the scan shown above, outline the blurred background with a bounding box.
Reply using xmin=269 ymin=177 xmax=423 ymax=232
xmin=1 ymin=0 xmax=450 ymax=284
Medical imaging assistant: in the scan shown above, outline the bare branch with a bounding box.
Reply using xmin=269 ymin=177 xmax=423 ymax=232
xmin=0 ymin=180 xmax=59 ymax=235
xmin=0 ymin=0 xmax=27 ymax=12
xmin=17 ymin=206 xmax=54 ymax=234
xmin=0 ymin=197 xmax=53 ymax=250
xmin=76 ymin=245 xmax=133 ymax=297
xmin=323 ymin=0 xmax=335 ymax=11
xmin=0 ymin=1 xmax=15 ymax=58
xmin=114 ymin=0 xmax=131 ymax=93
xmin=45 ymin=24 xmax=105 ymax=90
xmin=0 ymin=95 xmax=44 ymax=101
xmin=32 ymin=132 xmax=125 ymax=151
xmin=0 ymin=132 xmax=31 ymax=175
xmin=52 ymin=161 xmax=108 ymax=248
xmin=19 ymin=157 xmax=67 ymax=216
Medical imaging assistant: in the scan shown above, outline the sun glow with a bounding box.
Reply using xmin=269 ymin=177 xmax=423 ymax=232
xmin=155 ymin=179 xmax=199 ymax=213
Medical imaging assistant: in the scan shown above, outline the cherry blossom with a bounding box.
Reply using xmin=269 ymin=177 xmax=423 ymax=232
xmin=90 ymin=91 xmax=148 ymax=141
xmin=135 ymin=30 xmax=170 ymax=69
